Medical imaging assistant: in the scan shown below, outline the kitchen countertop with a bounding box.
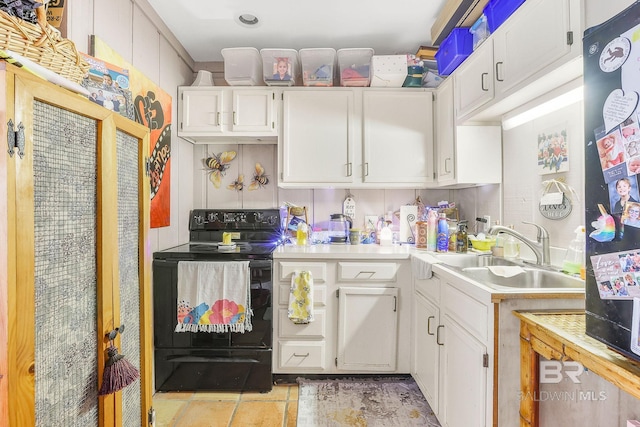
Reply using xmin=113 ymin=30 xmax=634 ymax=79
xmin=275 ymin=243 xmax=585 ymax=301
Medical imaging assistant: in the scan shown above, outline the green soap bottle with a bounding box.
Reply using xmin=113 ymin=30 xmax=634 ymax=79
xmin=456 ymin=222 xmax=468 ymax=253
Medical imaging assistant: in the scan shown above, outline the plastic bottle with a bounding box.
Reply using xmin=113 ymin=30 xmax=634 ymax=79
xmin=437 ymin=213 xmax=449 ymax=252
xmin=456 ymin=222 xmax=468 ymax=253
xmin=379 ymin=221 xmax=393 ymax=246
xmin=427 ymin=210 xmax=438 ymax=251
xmin=296 ymin=222 xmax=308 ymax=246
xmin=563 ymin=225 xmax=586 ymax=275
xmin=503 ymin=225 xmax=520 ymax=259
xmin=492 ymin=220 xmax=504 ymax=257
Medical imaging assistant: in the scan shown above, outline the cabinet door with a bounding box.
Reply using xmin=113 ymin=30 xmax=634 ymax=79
xmin=436 ymin=78 xmax=455 ymax=183
xmin=282 ymin=90 xmax=354 ymax=184
xmin=454 ymin=39 xmax=494 ymax=119
xmin=363 ymin=91 xmax=434 ymax=185
xmin=232 ymin=89 xmax=275 ymax=132
xmin=180 ymin=88 xmax=223 ymax=133
xmin=4 ymin=67 xmax=152 ymax=427
xmin=413 ymin=293 xmax=440 ymax=416
xmin=337 ymin=287 xmax=398 ymax=371
xmin=493 ymin=0 xmax=573 ymax=96
xmin=440 ymin=315 xmax=488 ymax=427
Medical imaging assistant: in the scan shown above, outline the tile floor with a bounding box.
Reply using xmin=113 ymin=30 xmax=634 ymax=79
xmin=153 ymin=384 xmax=298 ymax=427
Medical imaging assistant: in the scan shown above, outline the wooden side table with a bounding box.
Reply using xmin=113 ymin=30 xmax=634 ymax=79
xmin=515 ymin=311 xmax=640 ymax=427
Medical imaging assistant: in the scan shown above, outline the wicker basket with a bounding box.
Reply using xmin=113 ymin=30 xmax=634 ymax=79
xmin=0 ymin=6 xmax=89 ymax=84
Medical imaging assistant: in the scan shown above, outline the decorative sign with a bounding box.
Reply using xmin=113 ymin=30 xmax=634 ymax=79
xmin=539 ymin=193 xmax=572 ymax=220
xmin=343 ymin=196 xmax=356 ymax=220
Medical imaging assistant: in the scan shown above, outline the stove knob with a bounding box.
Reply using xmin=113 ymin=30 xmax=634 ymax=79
xmin=193 ymin=215 xmax=203 ymax=225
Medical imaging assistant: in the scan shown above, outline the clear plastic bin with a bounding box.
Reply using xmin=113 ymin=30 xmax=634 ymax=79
xmin=299 ymin=48 xmax=337 ymax=87
xmin=260 ymin=48 xmax=299 ymax=86
xmin=221 ymin=47 xmax=264 ymax=86
xmin=370 ymin=54 xmax=407 ymax=87
xmin=470 ymin=14 xmax=490 ymax=51
xmin=337 ymin=48 xmax=374 ymax=87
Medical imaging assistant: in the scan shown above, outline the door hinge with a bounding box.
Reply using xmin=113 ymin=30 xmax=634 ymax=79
xmin=483 ymin=353 xmax=489 ymax=368
xmin=566 ymin=31 xmax=573 ymax=45
xmin=148 ymin=408 xmax=156 ymax=426
xmin=7 ymin=119 xmax=25 ymax=159
xmin=336 ymin=289 xmax=339 ymax=298
xmin=180 ymin=121 xmax=183 ymax=130
xmin=145 ymin=157 xmax=152 ymax=177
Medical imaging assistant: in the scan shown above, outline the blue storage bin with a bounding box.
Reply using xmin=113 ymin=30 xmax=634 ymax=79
xmin=484 ymin=0 xmax=526 ymax=33
xmin=435 ymin=28 xmax=473 ymax=76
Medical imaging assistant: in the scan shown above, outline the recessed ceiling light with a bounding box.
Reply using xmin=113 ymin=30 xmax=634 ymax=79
xmin=238 ymin=13 xmax=259 ymax=26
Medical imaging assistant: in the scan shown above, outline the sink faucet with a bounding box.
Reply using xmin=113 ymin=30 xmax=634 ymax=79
xmin=488 ymin=221 xmax=550 ymax=265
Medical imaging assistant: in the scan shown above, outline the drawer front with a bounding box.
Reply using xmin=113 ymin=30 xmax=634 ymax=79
xmin=278 ymin=341 xmax=326 ymax=370
xmin=278 ymin=283 xmax=327 ymax=306
xmin=278 ymin=261 xmax=327 ymax=283
xmin=278 ymin=308 xmax=326 ymax=338
xmin=443 ymin=284 xmax=489 ymax=343
xmin=338 ymin=262 xmax=399 ymax=281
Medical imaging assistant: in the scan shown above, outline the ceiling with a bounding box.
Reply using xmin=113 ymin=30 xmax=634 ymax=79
xmin=146 ymin=0 xmax=449 ymax=63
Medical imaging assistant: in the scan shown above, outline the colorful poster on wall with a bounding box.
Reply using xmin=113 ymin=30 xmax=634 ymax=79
xmin=92 ymin=36 xmax=171 ymax=228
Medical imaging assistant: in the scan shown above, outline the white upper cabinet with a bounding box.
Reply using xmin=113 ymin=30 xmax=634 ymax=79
xmin=281 ymin=89 xmax=355 ymax=185
xmin=178 ymin=87 xmax=277 ymax=143
xmin=280 ymin=88 xmax=435 ymax=189
xmin=454 ymin=0 xmax=583 ymax=122
xmin=436 ymin=77 xmax=502 ymax=187
xmin=362 ymin=90 xmax=434 ymax=186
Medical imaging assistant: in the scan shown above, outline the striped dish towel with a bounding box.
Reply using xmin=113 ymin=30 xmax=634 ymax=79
xmin=288 ymin=270 xmax=314 ymax=324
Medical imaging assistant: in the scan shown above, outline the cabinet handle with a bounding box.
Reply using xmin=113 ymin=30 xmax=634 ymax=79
xmin=216 ymin=112 xmax=221 ymax=126
xmin=444 ymin=158 xmax=451 ymax=174
xmin=233 ymin=111 xmax=237 ymax=125
xmin=481 ymin=72 xmax=489 ymax=91
xmin=355 ymin=271 xmax=376 ymax=279
xmin=364 ymin=162 xmax=369 ymax=177
xmin=293 ymin=353 xmax=309 ymax=358
xmin=427 ymin=316 xmax=435 ymax=335
xmin=495 ymin=62 xmax=504 ymax=82
xmin=393 ymin=296 xmax=397 ymax=312
xmin=436 ymin=325 xmax=444 ymax=346
xmin=346 ymin=162 xmax=352 ymax=177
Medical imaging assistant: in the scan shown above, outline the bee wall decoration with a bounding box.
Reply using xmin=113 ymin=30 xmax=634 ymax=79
xmin=227 ymin=174 xmax=244 ymax=192
xmin=204 ymin=151 xmax=236 ymax=188
xmin=248 ymin=162 xmax=269 ymax=191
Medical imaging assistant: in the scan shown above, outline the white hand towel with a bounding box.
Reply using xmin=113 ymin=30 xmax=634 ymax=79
xmin=487 ymin=266 xmax=525 ymax=278
xmin=175 ymin=261 xmax=252 ymax=333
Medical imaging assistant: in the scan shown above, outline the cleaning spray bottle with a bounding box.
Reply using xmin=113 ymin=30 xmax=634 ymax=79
xmin=562 ymin=225 xmax=586 ymax=276
xmin=427 ymin=209 xmax=438 ymax=251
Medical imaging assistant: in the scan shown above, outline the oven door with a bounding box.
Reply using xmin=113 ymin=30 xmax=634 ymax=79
xmin=152 ymin=258 xmax=273 ymax=349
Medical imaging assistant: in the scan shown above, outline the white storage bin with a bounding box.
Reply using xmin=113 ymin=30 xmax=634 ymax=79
xmin=337 ymin=48 xmax=374 ymax=87
xmin=370 ymin=54 xmax=408 ymax=87
xmin=260 ymin=48 xmax=299 ymax=86
xmin=221 ymin=47 xmax=264 ymax=86
xmin=299 ymin=48 xmax=337 ymax=87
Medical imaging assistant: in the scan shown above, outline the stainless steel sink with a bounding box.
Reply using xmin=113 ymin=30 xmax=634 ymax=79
xmin=432 ymin=253 xmax=523 ymax=269
xmin=459 ymin=266 xmax=584 ymax=289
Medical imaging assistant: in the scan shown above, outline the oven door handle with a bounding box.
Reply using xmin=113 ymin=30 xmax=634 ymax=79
xmin=165 ymin=355 xmax=262 ymax=363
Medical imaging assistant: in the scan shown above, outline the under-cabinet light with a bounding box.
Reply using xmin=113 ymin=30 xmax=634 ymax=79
xmin=501 ymin=80 xmax=584 ymax=131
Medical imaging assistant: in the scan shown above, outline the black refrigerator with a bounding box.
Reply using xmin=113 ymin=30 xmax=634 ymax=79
xmin=584 ymin=1 xmax=640 ymax=362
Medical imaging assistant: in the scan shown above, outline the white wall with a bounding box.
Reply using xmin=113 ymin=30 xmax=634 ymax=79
xmin=66 ymin=0 xmax=196 ymax=253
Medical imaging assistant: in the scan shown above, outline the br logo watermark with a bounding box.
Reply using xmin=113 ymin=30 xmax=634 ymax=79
xmin=540 ymin=361 xmax=584 ymax=384
xmin=518 ymin=361 xmax=608 ymax=402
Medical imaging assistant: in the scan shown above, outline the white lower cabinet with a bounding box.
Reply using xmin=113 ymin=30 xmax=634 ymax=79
xmin=337 ymin=287 xmax=398 ymax=371
xmin=412 ymin=278 xmax=441 ymax=417
xmin=413 ymin=273 xmax=492 ymax=427
xmin=273 ymin=258 xmax=411 ymax=374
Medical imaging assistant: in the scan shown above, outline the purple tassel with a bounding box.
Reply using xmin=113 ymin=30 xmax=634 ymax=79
xmin=98 ymin=344 xmax=140 ymax=396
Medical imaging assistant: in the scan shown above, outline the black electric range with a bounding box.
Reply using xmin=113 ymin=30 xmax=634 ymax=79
xmin=152 ymin=209 xmax=283 ymax=392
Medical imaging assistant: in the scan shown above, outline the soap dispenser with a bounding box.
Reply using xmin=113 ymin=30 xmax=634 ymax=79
xmin=563 ymin=225 xmax=586 ymax=276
